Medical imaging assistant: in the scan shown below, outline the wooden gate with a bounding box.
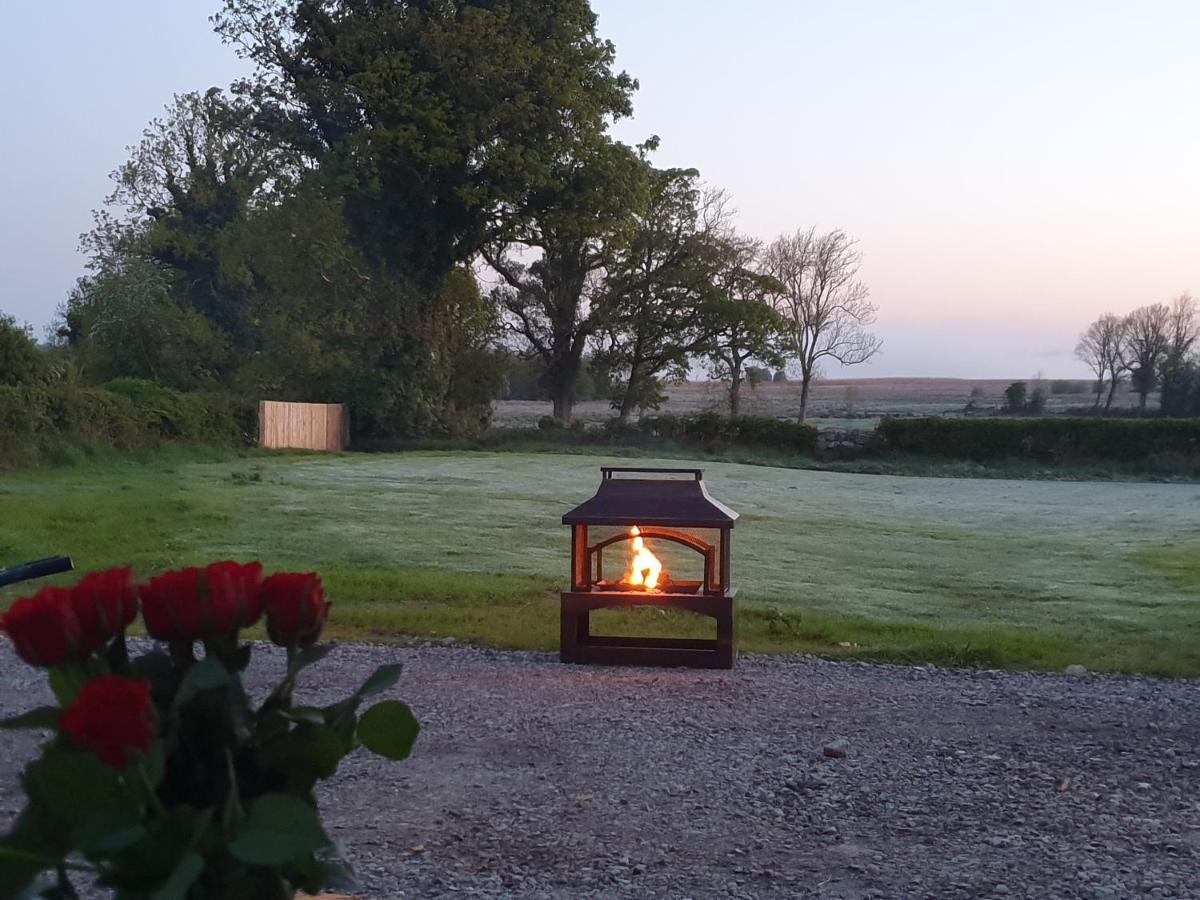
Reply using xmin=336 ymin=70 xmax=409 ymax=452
xmin=258 ymin=401 xmax=349 ymax=451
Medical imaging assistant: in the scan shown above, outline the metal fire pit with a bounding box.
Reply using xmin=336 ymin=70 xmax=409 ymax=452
xmin=560 ymin=467 xmax=738 ymax=669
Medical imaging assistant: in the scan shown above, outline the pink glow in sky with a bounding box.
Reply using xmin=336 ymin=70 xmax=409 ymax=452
xmin=2 ymin=1 xmax=1197 ymax=378
xmin=597 ymin=0 xmax=1200 ymax=376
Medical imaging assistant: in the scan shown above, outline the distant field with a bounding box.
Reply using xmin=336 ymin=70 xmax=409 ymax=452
xmin=3 ymin=450 xmax=1197 ymax=675
xmin=494 ymin=377 xmax=1145 ymax=430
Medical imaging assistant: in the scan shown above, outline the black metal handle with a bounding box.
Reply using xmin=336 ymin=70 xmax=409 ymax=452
xmin=601 ymin=467 xmax=703 ymax=480
xmin=0 ymin=556 xmax=74 ymax=589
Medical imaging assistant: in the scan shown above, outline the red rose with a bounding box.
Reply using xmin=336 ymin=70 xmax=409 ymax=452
xmin=204 ymin=560 xmax=264 ymax=633
xmin=1 ymin=587 xmax=83 ymax=667
xmin=261 ymin=572 xmax=330 ymax=647
xmin=70 ymin=567 xmax=137 ymax=648
xmin=139 ymin=562 xmax=263 ymax=641
xmin=139 ymin=567 xmax=205 ymax=641
xmin=60 ymin=675 xmax=155 ymax=770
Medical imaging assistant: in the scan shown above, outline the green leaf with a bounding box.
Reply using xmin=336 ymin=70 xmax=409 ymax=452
xmin=355 ymin=664 xmax=403 ymax=701
xmin=47 ymin=666 xmax=87 ymax=707
xmin=357 ymin=701 xmax=420 ymax=761
xmin=0 ymin=830 xmax=58 ymax=897
xmin=228 ymin=795 xmax=330 ymax=867
xmin=22 ymin=750 xmax=126 ymax=846
xmin=293 ymin=643 xmax=333 ymax=673
xmin=0 ymin=707 xmax=60 ymax=731
xmin=139 ymin=744 xmax=166 ymax=792
xmin=172 ymin=656 xmax=231 ymax=708
xmin=77 ymin=815 xmax=146 ymax=856
xmin=256 ymin=724 xmax=348 ymax=788
xmin=149 ymin=850 xmax=203 ymax=900
xmin=107 ymin=806 xmax=212 ymax=888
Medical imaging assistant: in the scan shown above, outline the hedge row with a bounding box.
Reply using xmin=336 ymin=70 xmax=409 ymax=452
xmin=635 ymin=412 xmax=819 ymax=454
xmin=878 ymin=416 xmax=1200 ymax=462
xmin=532 ymin=412 xmax=819 ymax=455
xmin=0 ymin=381 xmax=257 ymax=464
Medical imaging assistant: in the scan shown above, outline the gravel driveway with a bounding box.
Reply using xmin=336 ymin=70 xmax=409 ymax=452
xmin=2 ymin=643 xmax=1198 ymax=899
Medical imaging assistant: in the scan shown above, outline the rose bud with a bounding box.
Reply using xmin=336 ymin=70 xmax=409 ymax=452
xmin=139 ymin=562 xmax=264 ymax=642
xmin=70 ymin=567 xmax=138 ymax=648
xmin=261 ymin=572 xmax=331 ymax=647
xmin=1 ymin=587 xmax=83 ymax=667
xmin=60 ymin=675 xmax=155 ymax=770
xmin=204 ymin=560 xmax=264 ymax=633
xmin=139 ymin=567 xmax=206 ymax=642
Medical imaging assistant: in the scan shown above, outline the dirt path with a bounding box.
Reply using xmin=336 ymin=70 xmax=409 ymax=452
xmin=2 ymin=644 xmax=1197 ymax=899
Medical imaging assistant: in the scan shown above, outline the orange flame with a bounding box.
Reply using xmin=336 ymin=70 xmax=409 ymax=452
xmin=624 ymin=526 xmax=665 ymax=591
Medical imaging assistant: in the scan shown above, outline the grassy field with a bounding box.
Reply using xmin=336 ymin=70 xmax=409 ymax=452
xmin=2 ymin=449 xmax=1198 ymax=675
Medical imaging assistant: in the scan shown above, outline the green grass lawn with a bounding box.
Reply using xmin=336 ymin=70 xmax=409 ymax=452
xmin=3 ymin=449 xmax=1199 ymax=675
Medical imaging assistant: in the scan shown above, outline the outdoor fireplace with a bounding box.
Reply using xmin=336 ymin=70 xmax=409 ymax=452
xmin=560 ymin=467 xmax=739 ymax=669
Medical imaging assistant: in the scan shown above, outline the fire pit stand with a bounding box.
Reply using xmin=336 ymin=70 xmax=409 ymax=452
xmin=560 ymin=467 xmax=739 ymax=669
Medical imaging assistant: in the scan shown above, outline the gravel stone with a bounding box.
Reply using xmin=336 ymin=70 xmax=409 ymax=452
xmin=2 ymin=642 xmax=1198 ymax=899
xmin=822 ymin=738 xmax=850 ymax=759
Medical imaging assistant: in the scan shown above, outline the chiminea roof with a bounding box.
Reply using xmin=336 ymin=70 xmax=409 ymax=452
xmin=562 ymin=467 xmax=738 ymax=528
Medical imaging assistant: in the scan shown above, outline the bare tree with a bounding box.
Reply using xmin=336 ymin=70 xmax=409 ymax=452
xmin=1159 ymin=292 xmax=1199 ymax=415
xmin=1074 ymin=313 xmax=1129 ymax=412
xmin=1166 ymin=292 xmax=1199 ymax=357
xmin=1124 ymin=303 xmax=1172 ymax=411
xmin=762 ymin=228 xmax=880 ymax=421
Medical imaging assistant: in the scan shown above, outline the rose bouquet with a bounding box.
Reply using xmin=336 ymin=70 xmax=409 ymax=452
xmin=0 ymin=562 xmax=418 ymax=899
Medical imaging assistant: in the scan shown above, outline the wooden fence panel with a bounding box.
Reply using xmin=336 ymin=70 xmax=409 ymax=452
xmin=259 ymin=401 xmax=348 ymax=451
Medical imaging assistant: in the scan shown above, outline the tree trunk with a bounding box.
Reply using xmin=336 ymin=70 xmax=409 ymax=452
xmin=617 ymin=361 xmax=641 ymax=423
xmin=552 ymin=390 xmax=574 ymax=423
xmin=616 ymin=334 xmax=646 ymax=423
xmin=547 ymin=350 xmax=583 ymax=423
xmin=798 ymin=375 xmax=812 ymax=422
xmin=729 ymin=359 xmax=743 ymax=415
xmin=1104 ymin=377 xmax=1119 ymax=413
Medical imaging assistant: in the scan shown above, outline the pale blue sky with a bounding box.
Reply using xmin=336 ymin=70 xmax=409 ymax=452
xmin=2 ymin=1 xmax=1197 ymax=377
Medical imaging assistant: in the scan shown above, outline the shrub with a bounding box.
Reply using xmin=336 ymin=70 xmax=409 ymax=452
xmin=639 ymin=413 xmax=818 ymax=454
xmin=0 ymin=313 xmax=45 ymax=386
xmin=0 ymin=384 xmax=255 ymax=466
xmin=1003 ymin=382 xmax=1027 ymax=414
xmin=877 ymin=417 xmax=1200 ymax=464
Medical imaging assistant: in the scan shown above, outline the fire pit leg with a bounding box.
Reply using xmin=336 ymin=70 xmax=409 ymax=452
xmin=715 ymin=595 xmax=737 ymax=669
xmin=560 ymin=591 xmax=737 ymax=669
xmin=560 ymin=602 xmax=587 ymax=663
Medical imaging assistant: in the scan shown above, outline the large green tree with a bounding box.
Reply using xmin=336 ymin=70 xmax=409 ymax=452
xmin=110 ymin=88 xmax=286 ymax=350
xmin=484 ymin=138 xmax=647 ymax=421
xmin=208 ymin=0 xmax=640 ymax=431
xmin=698 ymin=236 xmax=786 ymax=415
xmin=214 ymin=0 xmax=638 ymax=286
xmin=597 ymin=167 xmax=728 ymax=420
